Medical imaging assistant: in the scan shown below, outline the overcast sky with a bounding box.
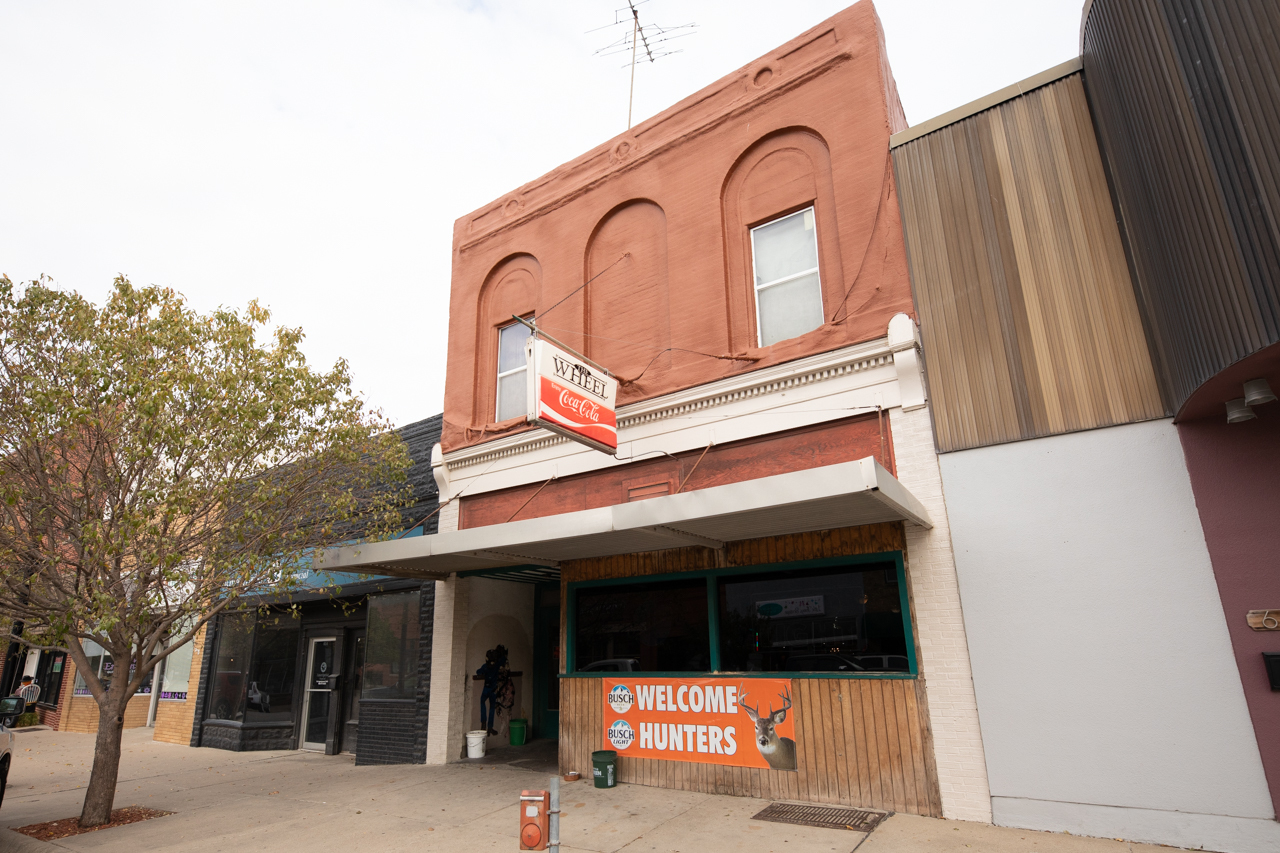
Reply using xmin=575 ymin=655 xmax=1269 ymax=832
xmin=0 ymin=0 xmax=1082 ymax=427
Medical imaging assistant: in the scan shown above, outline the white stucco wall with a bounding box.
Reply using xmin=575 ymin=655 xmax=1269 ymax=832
xmin=940 ymin=418 xmax=1278 ymax=853
xmin=463 ymin=578 xmax=534 ymax=745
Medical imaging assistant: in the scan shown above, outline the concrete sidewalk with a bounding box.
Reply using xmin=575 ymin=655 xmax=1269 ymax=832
xmin=1 ymin=728 xmax=1171 ymax=852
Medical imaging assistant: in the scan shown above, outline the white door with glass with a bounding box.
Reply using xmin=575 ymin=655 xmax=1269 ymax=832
xmin=300 ymin=637 xmax=337 ymax=751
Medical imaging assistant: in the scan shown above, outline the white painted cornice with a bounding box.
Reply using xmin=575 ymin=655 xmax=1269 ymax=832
xmin=443 ymin=336 xmax=895 ymax=475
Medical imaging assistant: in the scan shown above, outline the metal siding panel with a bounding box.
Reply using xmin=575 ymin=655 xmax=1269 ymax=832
xmin=1083 ymin=0 xmax=1280 ymax=411
xmin=892 ymin=73 xmax=1166 ymax=452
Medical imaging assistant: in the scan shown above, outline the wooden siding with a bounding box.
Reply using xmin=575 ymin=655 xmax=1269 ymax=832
xmin=892 ymin=73 xmax=1166 ymax=453
xmin=1083 ymin=0 xmax=1280 ymax=412
xmin=558 ymin=522 xmax=942 ymax=816
xmin=559 ymin=676 xmax=939 ymax=816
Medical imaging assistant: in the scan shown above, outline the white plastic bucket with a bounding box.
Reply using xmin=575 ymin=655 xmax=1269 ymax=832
xmin=465 ymin=730 xmax=488 ymax=759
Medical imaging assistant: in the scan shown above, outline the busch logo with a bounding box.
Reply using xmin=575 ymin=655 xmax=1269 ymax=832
xmin=607 ymin=684 xmax=635 ymax=714
xmin=607 ymin=719 xmax=635 ymax=750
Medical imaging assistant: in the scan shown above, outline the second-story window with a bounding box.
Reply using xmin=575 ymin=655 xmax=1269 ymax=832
xmin=751 ymin=207 xmax=824 ymax=346
xmin=496 ymin=319 xmax=533 ymax=422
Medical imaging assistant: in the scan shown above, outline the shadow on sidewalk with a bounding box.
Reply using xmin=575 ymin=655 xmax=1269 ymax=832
xmin=456 ymin=737 xmax=559 ymax=775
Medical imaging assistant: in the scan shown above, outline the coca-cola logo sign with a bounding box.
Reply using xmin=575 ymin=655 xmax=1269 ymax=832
xmin=559 ymin=388 xmax=601 ymax=422
xmin=529 ymin=338 xmax=619 ymax=454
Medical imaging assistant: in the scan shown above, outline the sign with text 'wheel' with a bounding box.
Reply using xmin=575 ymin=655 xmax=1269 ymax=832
xmin=527 ymin=337 xmax=618 ymax=455
xmin=601 ymin=678 xmax=798 ymax=772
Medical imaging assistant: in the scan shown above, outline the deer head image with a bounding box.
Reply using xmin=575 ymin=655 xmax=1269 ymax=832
xmin=739 ymin=685 xmax=797 ymax=771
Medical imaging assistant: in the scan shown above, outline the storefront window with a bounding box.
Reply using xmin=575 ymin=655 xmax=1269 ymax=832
xmin=207 ymin=613 xmax=253 ymax=721
xmin=34 ymin=651 xmax=66 ymax=707
xmin=569 ymin=558 xmax=914 ymax=677
xmin=72 ymin=640 xmax=106 ymax=696
xmin=72 ymin=640 xmax=153 ymax=696
xmin=161 ymin=631 xmax=195 ymax=701
xmin=245 ymin=614 xmax=300 ymax=723
xmin=575 ymin=579 xmax=710 ymax=673
xmin=718 ymin=562 xmax=908 ymax=673
xmin=363 ymin=590 xmax=420 ymax=700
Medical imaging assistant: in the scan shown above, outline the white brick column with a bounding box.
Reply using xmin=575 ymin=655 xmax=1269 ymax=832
xmin=890 ymin=404 xmax=993 ymax=822
xmin=425 ymin=574 xmax=471 ymax=764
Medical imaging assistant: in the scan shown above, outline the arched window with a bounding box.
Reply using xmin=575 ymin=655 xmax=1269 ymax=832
xmin=722 ymin=129 xmax=844 ymax=352
xmin=474 ymin=254 xmax=541 ymax=426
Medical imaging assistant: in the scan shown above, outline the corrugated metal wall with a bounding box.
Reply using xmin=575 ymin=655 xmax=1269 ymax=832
xmin=892 ymin=73 xmax=1166 ymax=453
xmin=1083 ymin=0 xmax=1280 ymax=412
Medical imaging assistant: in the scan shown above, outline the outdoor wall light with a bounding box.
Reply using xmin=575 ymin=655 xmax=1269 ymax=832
xmin=1226 ymin=398 xmax=1257 ymax=424
xmin=1243 ymin=378 xmax=1277 ymax=407
xmin=1264 ymin=652 xmax=1280 ymax=692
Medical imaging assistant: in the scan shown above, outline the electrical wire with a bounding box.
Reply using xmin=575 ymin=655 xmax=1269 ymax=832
xmin=827 ymin=152 xmax=892 ymax=325
xmin=536 ymin=253 xmax=629 ymax=322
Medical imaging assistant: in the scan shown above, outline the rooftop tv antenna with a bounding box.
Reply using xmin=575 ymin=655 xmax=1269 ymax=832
xmin=590 ymin=0 xmax=697 ymax=129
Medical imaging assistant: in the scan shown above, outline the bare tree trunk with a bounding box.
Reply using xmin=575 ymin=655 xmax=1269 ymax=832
xmin=79 ymin=696 xmax=127 ymax=827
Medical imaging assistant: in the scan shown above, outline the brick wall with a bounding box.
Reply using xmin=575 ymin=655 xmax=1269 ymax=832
xmin=189 ymin=614 xmax=219 ymax=747
xmin=889 ymin=405 xmax=992 ymax=822
xmin=355 ymin=702 xmax=418 ymax=764
xmin=355 ymin=581 xmax=434 ymax=765
xmin=153 ymin=625 xmax=207 ymax=745
xmin=34 ymin=658 xmax=75 ymax=730
xmin=58 ymin=690 xmax=151 ymax=734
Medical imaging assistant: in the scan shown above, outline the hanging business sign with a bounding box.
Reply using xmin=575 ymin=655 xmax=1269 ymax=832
xmin=601 ymin=677 xmax=798 ymax=772
xmin=527 ymin=336 xmax=619 ymax=455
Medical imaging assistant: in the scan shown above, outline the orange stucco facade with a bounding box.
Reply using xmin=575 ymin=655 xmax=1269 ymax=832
xmin=441 ymin=0 xmax=912 ymax=453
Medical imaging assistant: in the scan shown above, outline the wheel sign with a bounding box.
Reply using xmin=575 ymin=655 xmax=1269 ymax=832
xmin=527 ymin=337 xmax=618 ymax=455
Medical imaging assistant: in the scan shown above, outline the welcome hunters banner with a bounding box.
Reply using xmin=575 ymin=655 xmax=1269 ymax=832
xmin=601 ymin=678 xmax=798 ymax=772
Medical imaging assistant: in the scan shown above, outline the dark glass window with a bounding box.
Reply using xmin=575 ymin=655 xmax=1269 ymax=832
xmin=35 ymin=651 xmax=65 ymax=707
xmin=72 ymin=641 xmax=152 ymax=696
xmin=245 ymin=614 xmax=300 ymax=723
xmin=718 ymin=562 xmax=907 ymax=673
xmin=207 ymin=613 xmax=253 ymax=721
xmin=363 ymin=590 xmax=420 ymax=701
xmin=575 ymin=579 xmax=710 ymax=673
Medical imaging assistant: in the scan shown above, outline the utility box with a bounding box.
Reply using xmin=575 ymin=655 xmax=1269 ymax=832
xmin=519 ymin=789 xmax=550 ymax=851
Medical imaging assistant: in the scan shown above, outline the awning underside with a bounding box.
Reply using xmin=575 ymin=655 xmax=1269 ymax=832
xmin=315 ymin=457 xmax=931 ymax=583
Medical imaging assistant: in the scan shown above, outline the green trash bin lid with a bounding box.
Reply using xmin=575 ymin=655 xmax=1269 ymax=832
xmin=592 ymin=750 xmax=617 ymax=760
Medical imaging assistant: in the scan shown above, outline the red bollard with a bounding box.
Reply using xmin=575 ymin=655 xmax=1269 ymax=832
xmin=519 ymin=789 xmax=550 ymax=851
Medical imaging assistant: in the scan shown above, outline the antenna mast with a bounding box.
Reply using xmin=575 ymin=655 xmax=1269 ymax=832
xmin=590 ymin=0 xmax=697 ymax=130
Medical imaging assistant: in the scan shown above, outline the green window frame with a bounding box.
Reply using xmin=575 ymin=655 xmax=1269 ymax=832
xmin=564 ymin=552 xmax=916 ymax=680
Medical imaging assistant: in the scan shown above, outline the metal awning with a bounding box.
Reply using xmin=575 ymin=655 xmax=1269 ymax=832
xmin=314 ymin=457 xmax=931 ymax=582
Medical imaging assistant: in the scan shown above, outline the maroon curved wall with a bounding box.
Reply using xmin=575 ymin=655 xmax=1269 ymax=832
xmin=1179 ymin=388 xmax=1280 ymax=815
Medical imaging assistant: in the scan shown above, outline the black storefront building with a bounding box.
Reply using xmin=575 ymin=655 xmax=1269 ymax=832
xmin=188 ymin=415 xmax=440 ymax=765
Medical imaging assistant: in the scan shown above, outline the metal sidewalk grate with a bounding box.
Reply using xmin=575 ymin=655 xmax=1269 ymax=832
xmin=751 ymin=802 xmax=890 ymax=833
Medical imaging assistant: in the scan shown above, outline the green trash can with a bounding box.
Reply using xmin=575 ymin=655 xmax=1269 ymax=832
xmin=509 ymin=718 xmax=528 ymax=746
xmin=592 ymin=750 xmax=617 ymax=789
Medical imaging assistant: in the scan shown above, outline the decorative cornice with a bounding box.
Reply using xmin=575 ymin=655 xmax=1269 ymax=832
xmin=458 ymin=27 xmax=852 ymax=252
xmin=444 ymin=337 xmax=894 ymax=472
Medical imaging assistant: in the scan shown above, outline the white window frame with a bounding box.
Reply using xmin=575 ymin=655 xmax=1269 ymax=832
xmin=495 ymin=318 xmax=532 ymax=422
xmin=750 ymin=206 xmax=824 ymax=347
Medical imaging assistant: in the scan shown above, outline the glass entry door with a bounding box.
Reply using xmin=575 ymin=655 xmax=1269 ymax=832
xmin=300 ymin=637 xmax=337 ymax=751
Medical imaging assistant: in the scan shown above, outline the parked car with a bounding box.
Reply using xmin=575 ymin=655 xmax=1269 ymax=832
xmin=579 ymin=658 xmax=640 ymax=672
xmin=783 ymin=654 xmax=866 ymax=673
xmin=0 ymin=696 xmax=21 ymax=810
xmin=852 ymin=655 xmax=911 ymax=672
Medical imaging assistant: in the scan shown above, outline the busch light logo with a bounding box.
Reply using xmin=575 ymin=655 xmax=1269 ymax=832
xmin=607 ymin=719 xmax=635 ymax=750
xmin=607 ymin=684 xmax=635 ymax=714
